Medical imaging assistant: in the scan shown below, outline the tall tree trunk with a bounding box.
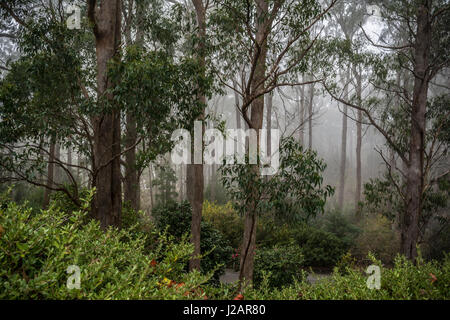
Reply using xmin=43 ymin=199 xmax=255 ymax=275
xmin=308 ymin=81 xmax=314 ymax=150
xmin=338 ymin=69 xmax=350 ymax=210
xmin=123 ymin=0 xmax=143 ymax=212
xmin=67 ymin=145 xmax=72 ymax=180
xmin=148 ymin=163 xmax=154 ymax=213
xmin=234 ymin=79 xmax=241 ymax=130
xmin=188 ymin=0 xmax=206 ymax=271
xmin=43 ymin=141 xmax=56 ymax=208
xmin=401 ymin=1 xmax=431 ymax=260
xmin=266 ymin=91 xmax=273 ymax=156
xmin=88 ymin=0 xmax=123 ymax=229
xmin=239 ymin=0 xmax=268 ymax=288
xmin=54 ymin=143 xmax=61 ymax=185
xmin=76 ymin=152 xmax=82 ymax=184
xmin=233 ymin=78 xmax=246 ymax=154
xmin=297 ymin=76 xmax=305 ymax=146
xmin=354 ymin=68 xmax=362 ymax=217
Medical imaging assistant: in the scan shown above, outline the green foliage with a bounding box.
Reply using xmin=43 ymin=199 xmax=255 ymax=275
xmin=121 ymin=205 xmax=151 ymax=231
xmin=0 ymin=183 xmax=44 ymax=213
xmin=50 ymin=186 xmax=91 ymax=214
xmin=204 ymin=179 xmax=230 ymax=205
xmin=152 ymin=200 xmax=232 ymax=283
xmin=292 ymin=225 xmax=347 ymax=268
xmin=316 ymin=210 xmax=361 ymax=250
xmin=220 ymin=137 xmax=334 ymax=223
xmin=253 ymin=244 xmax=305 ymax=289
xmin=208 ymin=254 xmax=450 ymax=300
xmin=352 ymin=214 xmax=400 ymax=265
xmin=152 ymin=161 xmax=178 ymax=206
xmin=209 ymin=0 xmax=324 ymax=82
xmin=363 ymin=174 xmax=403 ymax=221
xmin=111 ymin=46 xmax=210 ymax=166
xmin=0 ymin=190 xmax=211 ymax=299
xmin=363 ymin=170 xmax=449 ymax=240
xmin=202 ymin=200 xmax=243 ymax=249
xmin=253 ymin=220 xmax=347 ymax=269
xmin=423 ymin=221 xmax=450 ymax=261
xmin=0 ymin=2 xmax=212 ymax=205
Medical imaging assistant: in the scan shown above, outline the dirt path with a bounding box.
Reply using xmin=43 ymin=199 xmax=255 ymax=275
xmin=219 ymin=268 xmax=331 ymax=285
xmin=219 ymin=268 xmax=239 ymax=284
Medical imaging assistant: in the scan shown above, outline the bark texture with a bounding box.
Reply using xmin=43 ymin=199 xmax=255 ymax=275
xmin=338 ymin=69 xmax=349 ymax=210
xmin=239 ymin=0 xmax=268 ymax=287
xmin=188 ymin=0 xmax=206 ymax=271
xmin=354 ymin=68 xmax=362 ymax=216
xmin=401 ymin=1 xmax=431 ymax=260
xmin=88 ymin=0 xmax=123 ymax=229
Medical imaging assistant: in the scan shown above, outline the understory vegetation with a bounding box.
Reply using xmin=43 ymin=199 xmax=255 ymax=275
xmin=1 ymin=189 xmax=448 ymax=300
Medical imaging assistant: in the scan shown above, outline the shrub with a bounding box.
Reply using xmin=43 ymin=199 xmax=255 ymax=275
xmin=210 ymin=254 xmax=450 ymax=300
xmin=292 ymin=225 xmax=347 ymax=268
xmin=253 ymin=244 xmax=305 ymax=289
xmin=422 ymin=217 xmax=450 ymax=261
xmin=152 ymin=200 xmax=232 ymax=283
xmin=253 ymin=221 xmax=347 ymax=269
xmin=318 ymin=210 xmax=361 ymax=249
xmin=352 ymin=214 xmax=400 ymax=265
xmin=256 ymin=220 xmax=294 ymax=247
xmin=121 ymin=203 xmax=149 ymax=231
xmin=50 ymin=186 xmax=91 ymax=214
xmin=202 ymin=200 xmax=243 ymax=249
xmin=0 ymin=183 xmax=44 ymax=212
xmin=294 ymin=254 xmax=450 ymax=300
xmin=0 ymin=190 xmax=211 ymax=299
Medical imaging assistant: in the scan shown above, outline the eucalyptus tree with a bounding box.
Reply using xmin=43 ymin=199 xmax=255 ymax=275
xmin=0 ymin=0 xmax=207 ymax=229
xmin=210 ymin=0 xmax=337 ymax=286
xmin=121 ymin=0 xmax=187 ymax=212
xmin=327 ymin=0 xmax=368 ymax=211
xmin=324 ymin=0 xmax=450 ymax=260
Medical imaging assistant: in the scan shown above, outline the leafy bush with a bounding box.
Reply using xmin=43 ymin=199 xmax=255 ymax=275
xmin=50 ymin=186 xmax=91 ymax=214
xmin=317 ymin=210 xmax=361 ymax=249
xmin=0 ymin=190 xmax=211 ymax=299
xmin=292 ymin=225 xmax=347 ymax=268
xmin=0 ymin=183 xmax=44 ymax=212
xmin=152 ymin=200 xmax=232 ymax=283
xmin=202 ymin=200 xmax=243 ymax=249
xmin=121 ymin=203 xmax=150 ymax=231
xmin=423 ymin=220 xmax=450 ymax=261
xmin=352 ymin=214 xmax=400 ymax=265
xmin=252 ymin=220 xmax=347 ymax=269
xmin=207 ymin=254 xmax=450 ymax=300
xmin=253 ymin=244 xmax=305 ymax=289
xmin=294 ymin=254 xmax=450 ymax=300
xmin=256 ymin=220 xmax=296 ymax=247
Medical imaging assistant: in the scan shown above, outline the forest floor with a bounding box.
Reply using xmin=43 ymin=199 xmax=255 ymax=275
xmin=219 ymin=269 xmax=239 ymax=284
